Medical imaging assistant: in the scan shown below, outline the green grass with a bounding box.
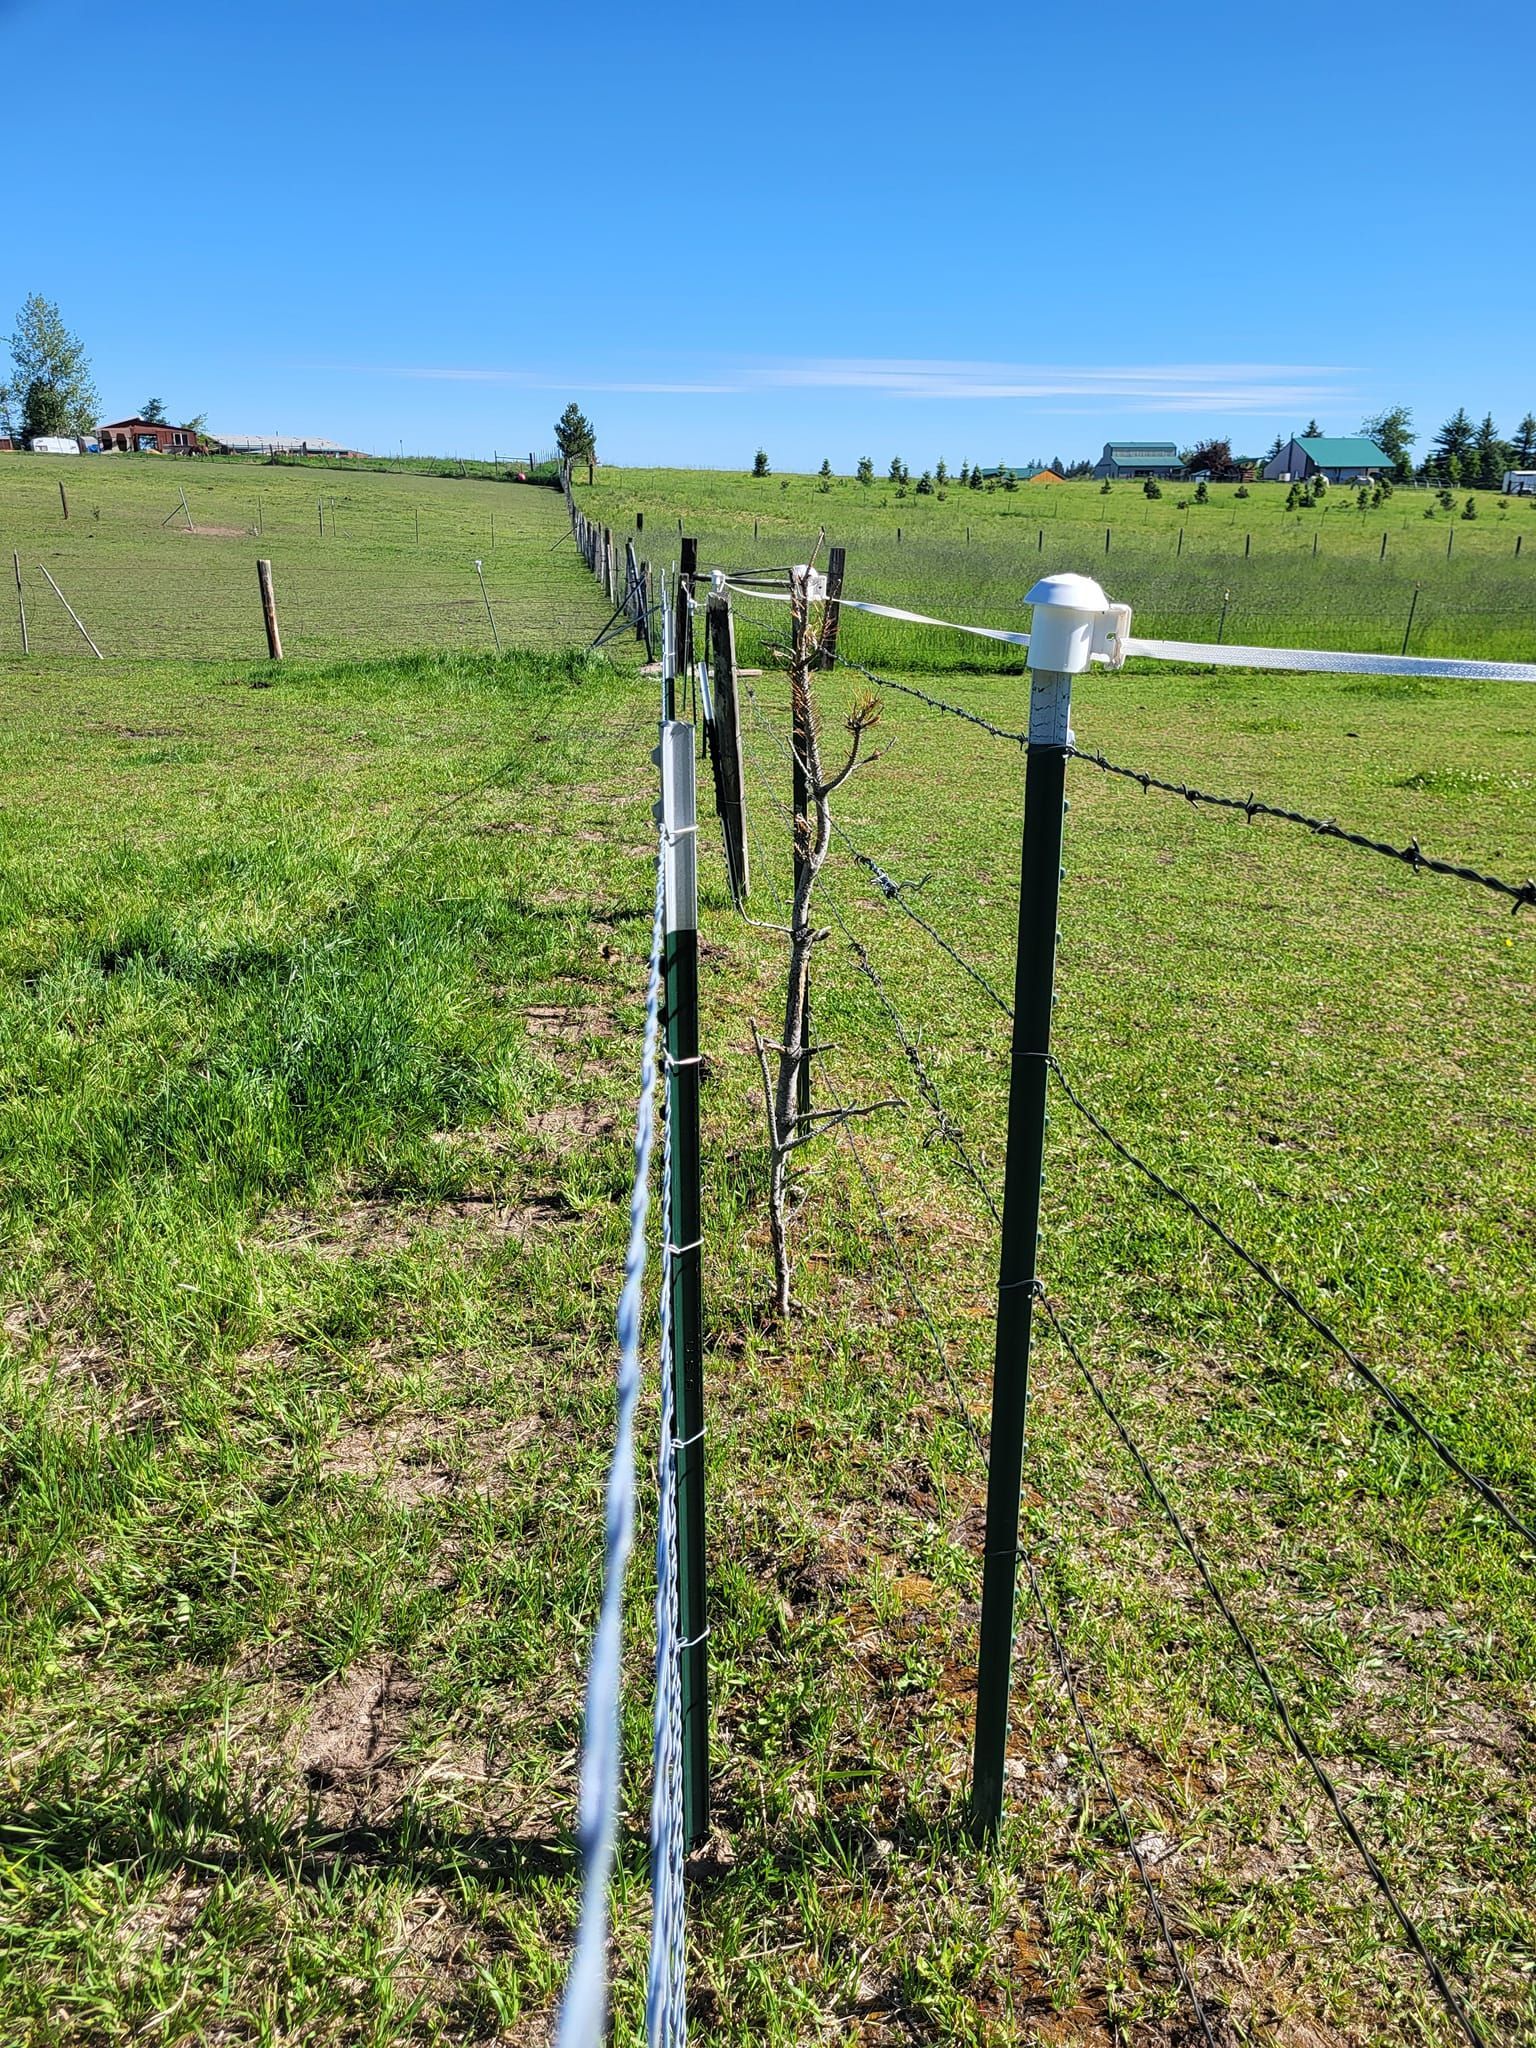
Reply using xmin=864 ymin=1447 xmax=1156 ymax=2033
xmin=1 ymin=530 xmax=1534 ymax=2043
xmin=578 ymin=466 xmax=1536 ymax=666
xmin=0 ymin=453 xmax=604 ymax=665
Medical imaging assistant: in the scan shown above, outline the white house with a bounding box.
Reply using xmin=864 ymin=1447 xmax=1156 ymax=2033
xmin=1262 ymin=435 xmax=1392 ymax=484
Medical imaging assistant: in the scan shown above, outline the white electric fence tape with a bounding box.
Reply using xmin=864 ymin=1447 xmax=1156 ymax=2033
xmin=716 ymin=572 xmax=1536 ymax=683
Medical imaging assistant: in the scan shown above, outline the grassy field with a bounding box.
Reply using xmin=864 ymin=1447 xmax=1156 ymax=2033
xmin=0 ymin=454 xmax=601 ymax=665
xmin=1 ymin=457 xmax=1534 ymax=2044
xmin=576 ymin=468 xmax=1536 ymax=667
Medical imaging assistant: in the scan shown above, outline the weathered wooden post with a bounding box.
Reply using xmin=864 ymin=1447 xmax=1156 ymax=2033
xmin=256 ymin=559 xmax=283 ymax=659
xmin=12 ymin=551 xmax=27 ymax=654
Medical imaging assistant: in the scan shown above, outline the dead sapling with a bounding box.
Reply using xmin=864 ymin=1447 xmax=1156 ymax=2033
xmin=751 ymin=563 xmax=903 ymax=1320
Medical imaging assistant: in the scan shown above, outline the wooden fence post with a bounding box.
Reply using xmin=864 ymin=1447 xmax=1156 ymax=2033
xmin=58 ymin=479 xmax=69 ymax=520
xmin=13 ymin=550 xmax=28 ymax=654
xmin=257 ymin=559 xmax=283 ymax=659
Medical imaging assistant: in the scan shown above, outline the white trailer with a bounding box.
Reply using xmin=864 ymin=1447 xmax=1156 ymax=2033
xmin=30 ymin=436 xmax=82 ymax=454
xmin=1502 ymin=470 xmax=1536 ymax=496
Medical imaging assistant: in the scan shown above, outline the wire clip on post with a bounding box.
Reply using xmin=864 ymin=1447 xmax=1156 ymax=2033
xmin=971 ymin=572 xmax=1125 ymax=1846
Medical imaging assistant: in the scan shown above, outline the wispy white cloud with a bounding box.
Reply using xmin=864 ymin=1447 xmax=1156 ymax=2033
xmin=333 ymin=354 xmax=1354 ymax=412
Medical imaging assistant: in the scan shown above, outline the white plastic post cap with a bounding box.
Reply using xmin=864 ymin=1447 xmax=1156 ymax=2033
xmin=1025 ymin=571 xmax=1112 ymax=613
xmin=1025 ymin=573 xmax=1131 ymax=673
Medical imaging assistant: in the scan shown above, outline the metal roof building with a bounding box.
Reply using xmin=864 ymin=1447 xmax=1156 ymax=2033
xmin=1262 ymin=436 xmax=1392 ymax=483
xmin=1091 ymin=441 xmax=1184 ymax=479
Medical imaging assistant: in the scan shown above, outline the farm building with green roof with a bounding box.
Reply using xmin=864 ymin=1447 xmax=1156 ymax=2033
xmin=1091 ymin=441 xmax=1184 ymax=479
xmin=1262 ymin=435 xmax=1392 ymax=483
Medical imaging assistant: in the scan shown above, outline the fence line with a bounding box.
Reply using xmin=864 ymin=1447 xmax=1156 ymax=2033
xmin=697 ymin=560 xmax=1528 ymax=2037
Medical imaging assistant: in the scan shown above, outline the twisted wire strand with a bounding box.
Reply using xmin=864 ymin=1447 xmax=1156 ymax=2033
xmin=1046 ymin=1056 xmax=1536 ymax=1552
xmin=831 ymin=652 xmax=1534 ymax=911
xmin=556 ymin=841 xmax=668 ymax=2048
xmin=1066 ymin=746 xmax=1536 ymax=911
xmin=819 ymin=1075 xmax=1219 ymax=2047
xmin=646 ymin=1102 xmax=688 ymax=2046
xmin=1034 ymin=1289 xmax=1489 ymax=2048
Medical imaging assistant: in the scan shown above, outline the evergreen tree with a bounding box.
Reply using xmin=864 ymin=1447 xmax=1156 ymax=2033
xmin=1265 ymin=433 xmax=1285 ymax=463
xmin=1304 ymin=418 xmax=1323 ymax=438
xmin=958 ymin=461 xmax=970 ymax=486
xmin=554 ymin=401 xmax=596 ymax=468
xmin=141 ymin=398 xmax=167 ymax=424
xmin=752 ymin=448 xmax=770 ymax=477
xmin=818 ymin=457 xmax=833 ymax=480
xmin=1473 ymin=413 xmax=1508 ymax=490
xmin=935 ymin=457 xmax=948 ymax=485
xmin=855 ymin=455 xmax=874 ymax=486
xmin=888 ymin=455 xmax=907 ymax=484
xmin=915 ymin=469 xmax=934 ymax=495
xmin=1515 ymin=415 xmax=1536 ymax=468
xmin=1 ymin=294 xmax=99 ymax=441
xmin=968 ymin=464 xmax=983 ymax=490
xmin=1431 ymin=407 xmax=1475 ymax=484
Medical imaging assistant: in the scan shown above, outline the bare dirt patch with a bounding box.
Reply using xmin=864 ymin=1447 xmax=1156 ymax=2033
xmin=295 ymin=1657 xmax=421 ymax=1819
xmin=526 ymin=1105 xmax=617 ymax=1148
xmin=267 ymin=1192 xmax=575 ymax=1259
xmin=177 ymin=523 xmax=250 ymax=539
xmin=525 ymin=1003 xmax=612 ymax=1042
xmin=320 ymin=1409 xmax=534 ymax=1505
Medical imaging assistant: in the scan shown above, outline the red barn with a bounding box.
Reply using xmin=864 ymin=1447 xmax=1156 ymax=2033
xmin=98 ymin=417 xmax=203 ymax=454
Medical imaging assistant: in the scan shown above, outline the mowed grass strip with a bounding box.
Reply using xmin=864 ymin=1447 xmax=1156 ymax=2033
xmin=1 ymin=624 xmax=1533 ymax=2044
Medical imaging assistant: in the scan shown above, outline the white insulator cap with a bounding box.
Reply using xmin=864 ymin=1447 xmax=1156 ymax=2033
xmin=1024 ymin=572 xmax=1114 ymax=673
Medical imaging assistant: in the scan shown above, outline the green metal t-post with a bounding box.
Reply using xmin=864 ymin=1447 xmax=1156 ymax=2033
xmin=971 ymin=573 xmax=1126 ymax=1844
xmin=660 ymin=719 xmax=710 ymax=1847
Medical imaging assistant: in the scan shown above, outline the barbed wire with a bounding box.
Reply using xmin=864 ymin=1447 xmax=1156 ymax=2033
xmin=834 ymin=654 xmax=1535 ymax=911
xmin=821 ymin=888 xmax=1003 ymax=1228
xmin=1066 ymin=746 xmax=1536 ymax=910
xmin=818 ymin=1075 xmax=1221 ymax=2046
xmin=1034 ymin=1288 xmax=1489 ymax=2048
xmin=1045 ymin=1056 xmax=1536 ymax=1551
xmin=737 ymin=656 xmax=1534 ymax=1550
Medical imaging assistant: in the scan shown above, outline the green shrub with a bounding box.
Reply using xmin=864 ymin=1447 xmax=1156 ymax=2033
xmin=1143 ymin=479 xmax=1162 ymax=499
xmin=1194 ymin=480 xmax=1209 ymax=504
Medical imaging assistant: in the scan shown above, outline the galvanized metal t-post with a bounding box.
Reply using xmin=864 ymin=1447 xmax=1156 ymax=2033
xmin=971 ymin=573 xmax=1128 ymax=1844
xmin=660 ymin=719 xmax=710 ymax=1846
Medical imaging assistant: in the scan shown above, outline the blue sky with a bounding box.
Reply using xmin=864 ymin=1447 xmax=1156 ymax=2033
xmin=3 ymin=0 xmax=1531 ymax=470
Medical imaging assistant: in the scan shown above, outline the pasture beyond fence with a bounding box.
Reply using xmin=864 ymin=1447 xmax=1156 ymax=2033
xmin=554 ymin=466 xmax=1534 ymax=2044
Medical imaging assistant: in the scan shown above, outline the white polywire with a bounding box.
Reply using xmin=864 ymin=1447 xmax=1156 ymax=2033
xmin=721 ymin=578 xmax=1032 ymax=648
xmin=556 ymin=845 xmax=668 ymax=2048
xmin=721 ymin=575 xmax=1536 ymax=683
xmin=645 ymin=1100 xmax=688 ymax=2046
xmin=1123 ymin=634 xmax=1536 ymax=683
